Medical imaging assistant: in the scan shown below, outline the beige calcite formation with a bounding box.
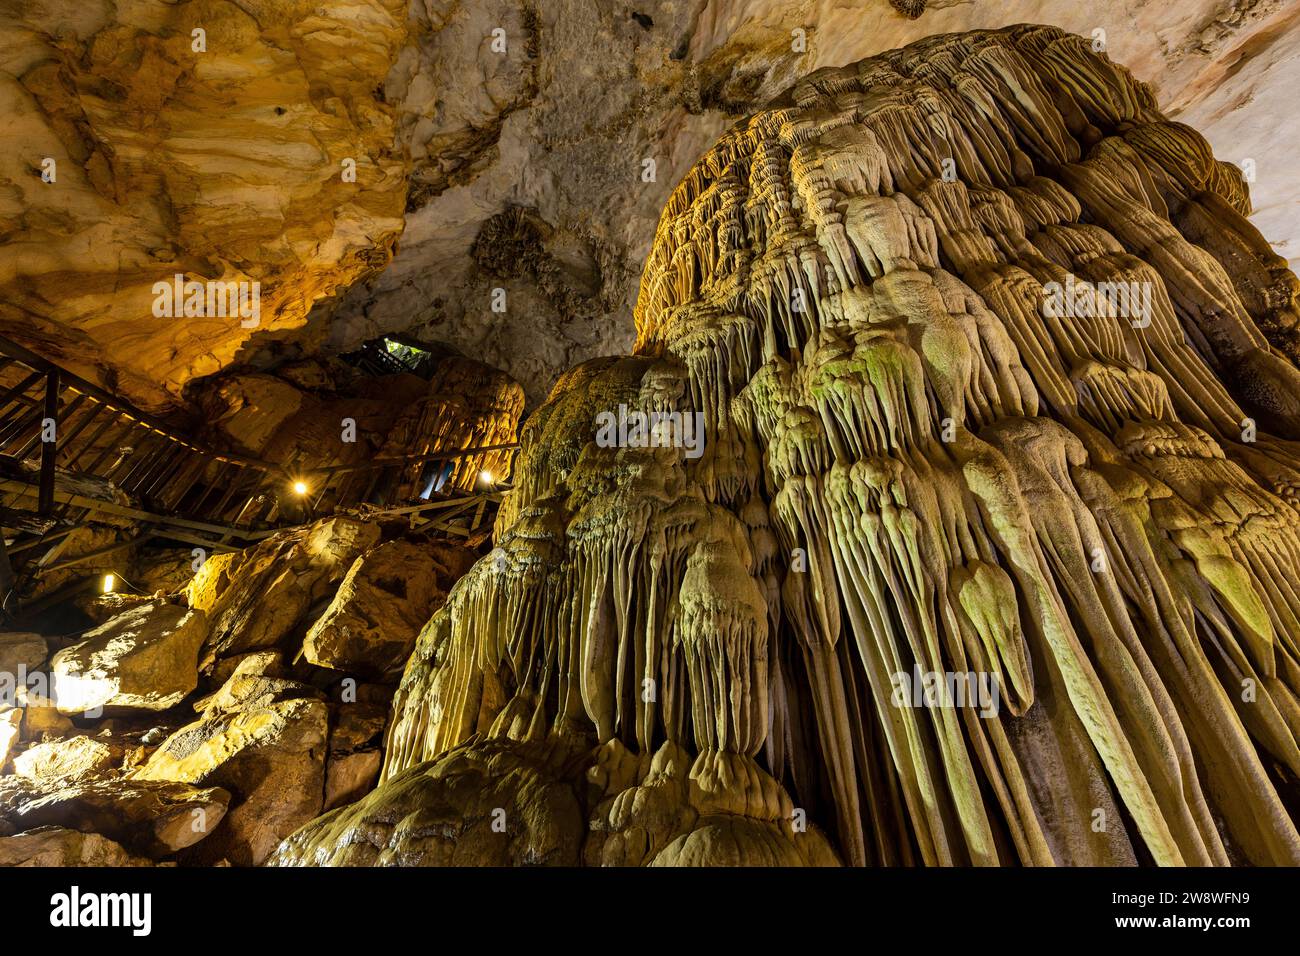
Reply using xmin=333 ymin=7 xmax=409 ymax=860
xmin=0 ymin=827 xmax=154 ymax=867
xmin=376 ymin=356 xmax=525 ymax=494
xmin=7 ymin=1 xmax=1294 ymax=411
xmin=270 ymin=737 xmax=590 ymax=866
xmin=278 ymin=26 xmax=1300 ymax=868
xmin=303 ymin=539 xmax=476 ymax=678
xmin=586 ymin=740 xmax=840 ymax=866
xmin=0 ymin=0 xmax=411 ymax=412
xmin=50 ymin=600 xmax=207 ymax=714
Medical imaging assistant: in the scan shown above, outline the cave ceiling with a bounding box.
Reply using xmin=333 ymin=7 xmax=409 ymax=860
xmin=2 ymin=0 xmax=1297 ymax=408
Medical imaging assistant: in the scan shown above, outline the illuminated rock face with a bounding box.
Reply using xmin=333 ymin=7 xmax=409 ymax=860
xmin=280 ymin=26 xmax=1300 ymax=867
xmin=0 ymin=0 xmax=410 ymax=411
xmin=50 ymin=602 xmax=207 ymax=715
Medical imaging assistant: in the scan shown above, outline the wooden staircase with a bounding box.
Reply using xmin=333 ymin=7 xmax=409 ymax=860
xmin=0 ymin=335 xmax=515 ymax=615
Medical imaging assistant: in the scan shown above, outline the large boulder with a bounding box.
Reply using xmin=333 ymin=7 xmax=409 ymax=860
xmin=14 ymin=688 xmax=72 ymax=738
xmin=189 ymin=516 xmax=382 ymax=666
xmin=204 ymin=372 xmax=307 ymax=456
xmin=0 ymin=776 xmax=229 ymax=858
xmin=12 ymin=735 xmax=122 ymax=784
xmin=135 ymin=657 xmax=330 ymax=865
xmin=324 ymin=750 xmax=382 ymax=811
xmin=0 ymin=632 xmax=46 ymax=677
xmin=0 ymin=827 xmax=154 ymax=867
xmin=0 ymin=708 xmax=20 ymax=769
xmin=50 ymin=601 xmax=207 ymax=715
xmin=302 ymin=540 xmax=473 ymax=677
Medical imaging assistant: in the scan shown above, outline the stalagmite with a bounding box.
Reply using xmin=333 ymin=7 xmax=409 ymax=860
xmin=275 ymin=26 xmax=1300 ymax=867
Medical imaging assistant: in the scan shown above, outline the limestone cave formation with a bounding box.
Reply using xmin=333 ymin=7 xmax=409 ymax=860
xmin=2 ymin=2 xmax=1299 ymax=876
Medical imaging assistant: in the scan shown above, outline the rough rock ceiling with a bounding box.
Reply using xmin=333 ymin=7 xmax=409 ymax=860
xmin=1 ymin=0 xmax=411 ymax=412
xmin=4 ymin=1 xmax=1297 ymax=409
xmin=319 ymin=0 xmax=1300 ymax=404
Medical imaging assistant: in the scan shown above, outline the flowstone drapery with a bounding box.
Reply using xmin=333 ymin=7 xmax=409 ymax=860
xmin=274 ymin=25 xmax=1300 ymax=867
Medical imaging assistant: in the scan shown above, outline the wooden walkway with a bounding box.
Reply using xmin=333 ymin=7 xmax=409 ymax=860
xmin=0 ymin=335 xmax=515 ymax=612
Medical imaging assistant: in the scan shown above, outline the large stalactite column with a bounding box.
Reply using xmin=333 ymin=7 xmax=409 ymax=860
xmin=276 ymin=25 xmax=1300 ymax=868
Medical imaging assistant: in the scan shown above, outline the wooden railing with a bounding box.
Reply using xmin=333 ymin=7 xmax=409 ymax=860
xmin=0 ymin=334 xmax=516 ymax=609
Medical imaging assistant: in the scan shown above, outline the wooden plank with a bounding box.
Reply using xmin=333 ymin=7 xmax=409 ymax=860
xmin=111 ymin=430 xmax=166 ymax=486
xmin=14 ymin=574 xmax=98 ymax=618
xmin=0 ymin=335 xmax=282 ymax=472
xmin=0 ymin=478 xmax=264 ymax=541
xmin=135 ymin=443 xmax=188 ymax=498
xmin=54 ymin=399 xmax=100 ymax=454
xmin=0 ymin=370 xmax=44 ymax=419
xmin=415 ymin=519 xmax=472 ymax=537
xmin=5 ymin=523 xmax=86 ymax=554
xmin=65 ymin=408 xmax=122 ymax=469
xmin=0 ymin=530 xmax=15 ymax=617
xmin=359 ymin=493 xmax=500 ymax=518
xmin=307 ymin=443 xmax=521 ymax=478
xmin=209 ymin=466 xmax=257 ymax=520
xmin=41 ymin=533 xmax=150 ymax=573
xmin=37 ymin=369 xmax=58 ymax=515
xmin=145 ymin=527 xmax=241 ymax=554
xmin=158 ymin=453 xmax=211 ymax=511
